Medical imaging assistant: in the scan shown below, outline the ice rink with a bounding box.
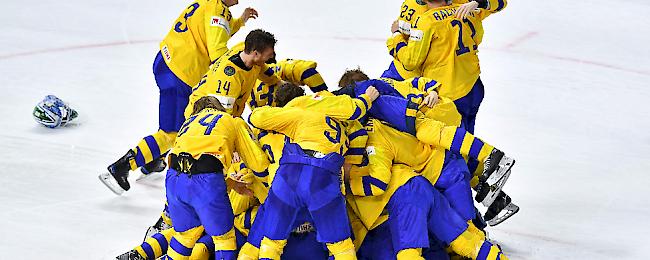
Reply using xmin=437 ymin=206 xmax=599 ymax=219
xmin=1 ymin=0 xmax=649 ymax=259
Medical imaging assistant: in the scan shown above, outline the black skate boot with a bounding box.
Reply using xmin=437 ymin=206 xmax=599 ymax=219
xmin=99 ymin=150 xmax=135 ymax=195
xmin=136 ymin=155 xmax=167 ymax=182
xmin=115 ymin=249 xmax=145 ymax=260
xmin=479 ymin=149 xmax=515 ymax=200
xmin=484 ymin=191 xmax=520 ymax=226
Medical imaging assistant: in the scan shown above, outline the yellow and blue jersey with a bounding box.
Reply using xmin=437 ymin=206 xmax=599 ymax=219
xmin=387 ymin=0 xmax=507 ymax=100
xmin=347 ymin=119 xmax=445 ymax=198
xmin=346 ymin=164 xmax=418 ymax=235
xmin=172 ymin=108 xmax=269 ymax=173
xmin=160 ymin=0 xmax=244 ymax=87
xmin=250 ymin=59 xmax=328 ymax=109
xmin=249 ymin=92 xmax=372 ymax=156
xmin=185 ymin=42 xmax=281 ymax=118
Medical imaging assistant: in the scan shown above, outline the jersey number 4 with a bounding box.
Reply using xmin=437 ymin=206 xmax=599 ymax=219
xmin=450 ymin=19 xmax=477 ymax=56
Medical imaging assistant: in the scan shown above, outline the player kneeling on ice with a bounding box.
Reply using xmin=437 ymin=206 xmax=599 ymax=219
xmin=163 ymin=95 xmax=269 ymax=260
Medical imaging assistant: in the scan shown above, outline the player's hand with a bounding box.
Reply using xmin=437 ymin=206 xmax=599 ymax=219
xmin=240 ymin=7 xmax=258 ymax=24
xmin=365 ymin=86 xmax=380 ymax=102
xmin=391 ymin=20 xmax=400 ymax=34
xmin=456 ymin=1 xmax=479 ymax=20
xmin=226 ymin=178 xmax=254 ymax=196
xmin=423 ymin=91 xmax=439 ymax=108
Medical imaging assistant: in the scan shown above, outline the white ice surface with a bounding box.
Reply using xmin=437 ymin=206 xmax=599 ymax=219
xmin=1 ymin=0 xmax=649 ymax=259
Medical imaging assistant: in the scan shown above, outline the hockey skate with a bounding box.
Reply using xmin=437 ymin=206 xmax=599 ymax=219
xmin=142 ymin=216 xmax=172 ymax=241
xmin=136 ymin=156 xmax=167 ymax=182
xmin=115 ymin=249 xmax=145 ymax=260
xmin=481 ymin=149 xmax=515 ymax=187
xmin=475 ymin=164 xmax=514 ymax=208
xmin=99 ymin=150 xmax=134 ymax=195
xmin=485 ymin=192 xmax=519 ymax=226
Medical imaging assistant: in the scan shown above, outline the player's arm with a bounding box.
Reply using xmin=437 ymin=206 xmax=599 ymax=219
xmin=297 ymin=90 xmax=377 ymax=121
xmin=258 ymin=64 xmax=282 ymax=86
xmin=343 ymin=121 xmax=369 ymax=165
xmin=346 ymin=142 xmax=393 ymax=197
xmin=248 ymin=106 xmax=299 ymax=138
xmin=206 ymin=5 xmax=238 ymax=62
xmin=232 ymin=118 xmax=269 ymax=173
xmin=279 ymin=59 xmax=328 ymax=92
xmin=460 ymin=0 xmax=507 ymax=20
xmin=387 ymin=15 xmax=436 ymax=71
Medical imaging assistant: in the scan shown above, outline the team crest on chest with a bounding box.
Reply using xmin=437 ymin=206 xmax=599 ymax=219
xmin=224 ymin=66 xmax=236 ymax=76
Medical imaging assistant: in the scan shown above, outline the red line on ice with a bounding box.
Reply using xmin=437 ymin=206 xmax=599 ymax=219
xmin=0 ymin=39 xmax=158 ymax=60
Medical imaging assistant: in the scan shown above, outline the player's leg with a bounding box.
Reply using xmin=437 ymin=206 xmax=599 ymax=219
xmin=189 ymin=232 xmax=215 ymax=260
xmin=386 ymin=176 xmax=434 ymax=260
xmin=257 ymin=164 xmax=303 ymax=260
xmin=434 ymin=151 xmax=475 ymax=222
xmin=239 ymin=205 xmax=265 ymax=260
xmin=452 ymin=77 xmax=484 ymax=134
xmin=426 ymin=183 xmax=508 ymax=260
xmin=356 ymin=221 xmax=396 ymax=260
xmin=415 ymin=117 xmax=515 ymax=192
xmin=302 ymin=166 xmax=356 ymax=260
xmin=193 ymin=173 xmax=238 ymax=260
xmin=282 ymin=229 xmax=329 ymax=260
xmin=116 ymin=227 xmax=174 ymax=260
xmin=165 ymin=169 xmax=204 ymax=259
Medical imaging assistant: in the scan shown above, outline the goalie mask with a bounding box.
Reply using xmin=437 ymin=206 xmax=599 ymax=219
xmin=33 ymin=95 xmax=78 ymax=128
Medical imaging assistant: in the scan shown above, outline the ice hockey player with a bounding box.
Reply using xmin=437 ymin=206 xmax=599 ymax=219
xmin=247 ymin=82 xmax=379 ymax=259
xmin=100 ymin=0 xmax=258 ymax=195
xmin=164 ymin=95 xmax=269 ymax=259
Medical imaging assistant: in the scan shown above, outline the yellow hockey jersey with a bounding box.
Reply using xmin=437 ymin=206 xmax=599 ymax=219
xmin=185 ymin=43 xmax=282 ymax=118
xmin=381 ymin=77 xmax=462 ymax=126
xmin=249 ymin=59 xmax=328 ymax=109
xmin=347 ymin=119 xmax=446 ymax=197
xmin=388 ymin=0 xmax=507 ymax=100
xmin=346 ymin=164 xmax=418 ymax=230
xmin=249 ymin=92 xmax=373 ymax=156
xmin=160 ymin=0 xmax=244 ymax=87
xmin=172 ymin=108 xmax=269 ymax=173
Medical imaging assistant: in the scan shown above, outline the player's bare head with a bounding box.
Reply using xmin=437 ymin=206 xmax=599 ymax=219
xmin=245 ymin=29 xmax=277 ymax=66
xmin=275 ymin=82 xmax=305 ymax=107
xmin=338 ymin=67 xmax=369 ymax=88
xmin=222 ymin=0 xmax=239 ymax=7
xmin=192 ymin=95 xmax=226 ymax=115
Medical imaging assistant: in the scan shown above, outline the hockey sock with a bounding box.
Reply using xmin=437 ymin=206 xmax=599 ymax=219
xmin=396 ymin=248 xmax=424 ymax=260
xmin=326 ymin=238 xmax=357 ymax=260
xmin=433 ymin=124 xmax=494 ymax=163
xmin=476 ymin=240 xmax=508 ymax=260
xmin=129 ymin=130 xmax=176 ymax=170
xmin=448 ymin=229 xmax=483 ymax=259
xmin=259 ymin=237 xmax=287 ymax=260
xmin=237 ymin=243 xmax=260 ymax=260
xmin=168 ymin=227 xmax=203 ymax=260
xmin=135 ymin=228 xmax=174 ymax=259
xmin=190 ymin=233 xmax=215 ymax=260
xmin=212 ymin=228 xmax=237 ymax=259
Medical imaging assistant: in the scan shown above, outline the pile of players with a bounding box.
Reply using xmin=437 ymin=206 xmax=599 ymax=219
xmin=100 ymin=0 xmax=516 ymax=259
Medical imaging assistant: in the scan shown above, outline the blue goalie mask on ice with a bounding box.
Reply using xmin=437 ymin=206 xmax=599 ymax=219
xmin=33 ymin=95 xmax=78 ymax=128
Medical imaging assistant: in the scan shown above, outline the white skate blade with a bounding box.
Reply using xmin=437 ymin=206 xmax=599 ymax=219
xmin=486 ymin=157 xmax=515 ymax=186
xmin=481 ymin=168 xmax=512 ymax=207
xmin=98 ymin=172 xmax=125 ymax=196
xmin=487 ymin=202 xmax=520 ymax=226
xmin=135 ymin=172 xmax=157 ymax=182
